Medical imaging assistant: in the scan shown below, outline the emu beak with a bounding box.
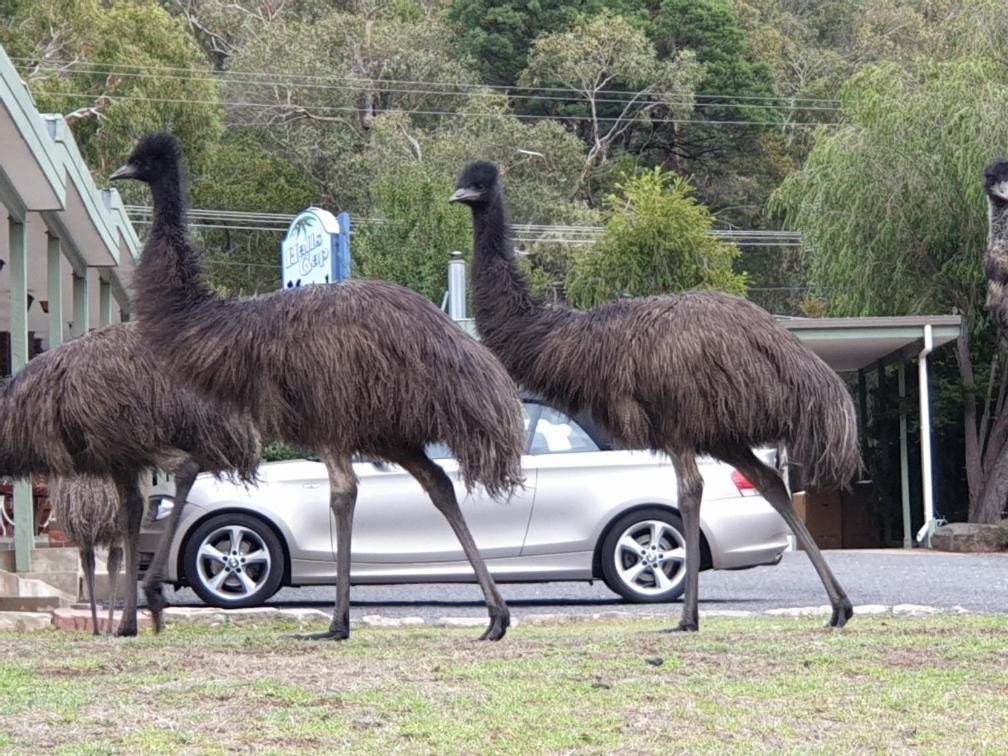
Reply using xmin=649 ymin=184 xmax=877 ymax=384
xmin=109 ymin=164 xmax=137 ymax=181
xmin=449 ymin=187 xmax=481 ymax=203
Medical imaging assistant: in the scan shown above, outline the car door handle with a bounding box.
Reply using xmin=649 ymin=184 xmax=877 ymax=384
xmin=302 ymin=483 xmax=322 ymax=489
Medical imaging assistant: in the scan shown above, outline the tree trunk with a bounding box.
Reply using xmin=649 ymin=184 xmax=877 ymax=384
xmin=975 ymin=443 xmax=1008 ymax=523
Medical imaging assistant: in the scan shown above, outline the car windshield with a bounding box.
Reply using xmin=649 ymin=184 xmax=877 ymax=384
xmin=529 ymin=406 xmax=599 ymax=454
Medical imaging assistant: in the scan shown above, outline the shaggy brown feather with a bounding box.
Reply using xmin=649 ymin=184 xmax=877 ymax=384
xmin=126 ymin=135 xmax=523 ymax=497
xmin=0 ymin=322 xmax=261 ymax=635
xmin=118 ymin=132 xmax=524 ymax=641
xmin=454 ymin=160 xmax=859 ymax=633
xmin=458 ymin=165 xmax=859 ymax=489
xmin=984 ymin=160 xmax=1008 ymax=349
xmin=0 ymin=323 xmax=261 ymax=483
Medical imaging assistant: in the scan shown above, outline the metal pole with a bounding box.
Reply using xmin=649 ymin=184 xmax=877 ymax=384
xmin=918 ymin=325 xmax=935 ymax=540
xmin=9 ymin=217 xmax=32 ymax=572
xmin=447 ymin=251 xmax=466 ymax=321
xmin=898 ymin=362 xmax=911 ymax=548
xmin=47 ymin=233 xmax=64 ymax=349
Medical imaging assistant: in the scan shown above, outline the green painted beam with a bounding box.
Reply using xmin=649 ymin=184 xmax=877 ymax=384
xmin=8 ymin=217 xmax=32 ymax=572
xmin=47 ymin=234 xmax=63 ymax=349
xmin=72 ymin=271 xmax=89 ymax=338
xmin=99 ymin=277 xmax=112 ymax=326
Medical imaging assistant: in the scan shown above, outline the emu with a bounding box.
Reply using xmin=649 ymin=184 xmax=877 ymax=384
xmin=451 ymin=161 xmax=861 ymax=632
xmin=0 ymin=323 xmax=260 ymax=635
xmin=111 ymin=133 xmax=524 ymax=641
xmin=984 ymin=159 xmax=1008 ymax=348
xmin=49 ymin=476 xmax=124 ymax=635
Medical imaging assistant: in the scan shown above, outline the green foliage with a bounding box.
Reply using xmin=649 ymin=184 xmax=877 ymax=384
xmin=3 ymin=0 xmax=221 ymax=180
xmin=770 ymin=57 xmax=1008 ymax=319
xmin=566 ymin=168 xmax=747 ymax=307
xmin=353 ymin=168 xmax=471 ymax=304
xmin=191 ymin=136 xmax=317 ymax=295
xmin=653 ymin=0 xmax=776 ymax=121
xmin=447 ymin=0 xmax=647 ymax=85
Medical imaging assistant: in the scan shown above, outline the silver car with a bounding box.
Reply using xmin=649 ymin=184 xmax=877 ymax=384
xmin=138 ymin=400 xmax=789 ymax=608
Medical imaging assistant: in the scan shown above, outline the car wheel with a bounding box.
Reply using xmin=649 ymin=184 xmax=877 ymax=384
xmin=183 ymin=513 xmax=284 ymax=608
xmin=600 ymin=507 xmax=688 ymax=603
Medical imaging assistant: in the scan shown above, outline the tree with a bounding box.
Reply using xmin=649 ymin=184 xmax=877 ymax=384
xmin=771 ymin=49 xmax=1008 ymax=523
xmin=447 ymin=0 xmax=646 ymax=85
xmin=191 ymin=136 xmax=318 ymax=295
xmin=566 ymin=168 xmax=747 ymax=308
xmin=353 ymin=168 xmax=471 ymax=304
xmin=2 ymin=0 xmax=222 ymax=180
xmin=519 ymin=10 xmax=700 ymax=184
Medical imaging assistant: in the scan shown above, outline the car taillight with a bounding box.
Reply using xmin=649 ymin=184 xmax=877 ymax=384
xmin=731 ymin=470 xmax=760 ymax=497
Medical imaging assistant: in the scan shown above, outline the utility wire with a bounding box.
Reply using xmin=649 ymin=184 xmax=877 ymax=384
xmin=37 ymin=90 xmax=837 ymax=128
xmin=13 ymin=57 xmax=840 ymax=106
xmin=19 ymin=61 xmax=841 ymax=114
xmin=125 ymin=206 xmax=803 ymax=246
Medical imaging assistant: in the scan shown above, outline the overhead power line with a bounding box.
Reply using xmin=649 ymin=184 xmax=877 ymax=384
xmin=35 ymin=90 xmax=837 ymax=128
xmin=12 ymin=57 xmax=841 ymax=106
xmin=125 ymin=205 xmax=803 ymax=246
xmin=18 ymin=60 xmax=841 ymax=114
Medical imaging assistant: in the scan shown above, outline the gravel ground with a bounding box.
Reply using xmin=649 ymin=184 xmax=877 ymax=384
xmin=161 ymin=549 xmax=1008 ymax=620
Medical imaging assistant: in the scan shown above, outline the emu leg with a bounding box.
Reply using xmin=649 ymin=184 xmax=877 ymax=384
xmin=298 ymin=455 xmax=357 ymax=641
xmin=664 ymin=454 xmax=704 ymax=633
xmin=115 ymin=484 xmax=144 ymax=637
xmin=104 ymin=544 xmax=123 ymax=636
xmin=723 ymin=447 xmax=853 ymax=628
xmin=80 ymin=546 xmax=99 ymax=636
xmin=399 ymin=450 xmax=510 ymax=641
xmin=144 ymin=458 xmax=201 ymax=633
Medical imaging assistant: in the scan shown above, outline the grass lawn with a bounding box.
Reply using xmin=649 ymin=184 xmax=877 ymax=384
xmin=1 ymin=614 xmax=1006 ymax=754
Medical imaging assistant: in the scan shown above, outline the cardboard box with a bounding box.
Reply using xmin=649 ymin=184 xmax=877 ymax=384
xmin=792 ymin=489 xmax=843 ymax=550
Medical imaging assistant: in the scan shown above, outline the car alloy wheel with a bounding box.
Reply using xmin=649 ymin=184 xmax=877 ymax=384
xmin=183 ymin=513 xmax=284 ymax=608
xmin=600 ymin=508 xmax=688 ymax=603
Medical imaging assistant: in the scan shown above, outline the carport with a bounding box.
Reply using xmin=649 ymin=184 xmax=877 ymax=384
xmin=781 ymin=315 xmax=961 ymax=547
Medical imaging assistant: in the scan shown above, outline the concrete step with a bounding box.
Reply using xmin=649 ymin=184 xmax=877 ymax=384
xmin=0 ymin=611 xmax=51 ymax=631
xmin=22 ymin=570 xmax=77 ymax=596
xmin=0 ymin=570 xmax=76 ymax=608
xmin=0 ymin=595 xmax=65 ymax=611
xmin=0 ymin=547 xmax=79 ymax=573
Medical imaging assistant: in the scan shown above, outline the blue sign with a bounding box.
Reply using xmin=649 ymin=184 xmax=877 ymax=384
xmin=280 ymin=208 xmax=351 ymax=288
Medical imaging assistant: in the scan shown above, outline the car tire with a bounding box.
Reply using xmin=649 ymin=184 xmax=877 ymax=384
xmin=600 ymin=507 xmax=689 ymax=604
xmin=183 ymin=513 xmax=284 ymax=608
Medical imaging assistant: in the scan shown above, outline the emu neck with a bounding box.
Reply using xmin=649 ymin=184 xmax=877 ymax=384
xmin=469 ymin=196 xmax=572 ymax=385
xmin=134 ymin=168 xmax=214 ymax=323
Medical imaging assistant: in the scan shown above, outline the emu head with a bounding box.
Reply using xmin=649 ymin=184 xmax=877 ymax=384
xmin=450 ymin=161 xmax=501 ymax=208
xmin=109 ymin=133 xmax=182 ymax=184
xmin=984 ymin=159 xmax=1008 ymax=206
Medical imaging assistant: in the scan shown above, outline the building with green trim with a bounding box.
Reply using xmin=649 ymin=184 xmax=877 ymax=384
xmin=1 ymin=45 xmax=139 ymax=572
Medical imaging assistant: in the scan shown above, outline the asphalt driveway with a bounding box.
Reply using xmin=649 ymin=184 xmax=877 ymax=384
xmin=161 ymin=549 xmax=1008 ymax=621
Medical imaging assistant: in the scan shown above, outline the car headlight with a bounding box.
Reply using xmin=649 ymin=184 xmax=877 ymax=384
xmin=148 ymin=495 xmax=175 ymax=522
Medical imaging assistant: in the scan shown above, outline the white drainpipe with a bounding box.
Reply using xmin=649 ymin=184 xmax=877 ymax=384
xmin=917 ymin=324 xmax=935 ymax=544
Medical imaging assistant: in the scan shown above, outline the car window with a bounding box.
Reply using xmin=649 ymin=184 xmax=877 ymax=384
xmin=529 ymin=407 xmax=599 ymax=454
xmin=426 ymin=404 xmax=536 ymax=460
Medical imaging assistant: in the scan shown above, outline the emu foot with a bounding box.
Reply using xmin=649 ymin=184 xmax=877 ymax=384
xmin=660 ymin=622 xmax=699 ymax=633
xmin=827 ymin=599 xmax=854 ymax=629
xmin=292 ymin=621 xmax=350 ymax=642
xmin=144 ymin=583 xmax=167 ymax=634
xmin=116 ymin=622 xmax=138 ymax=638
xmin=476 ymin=607 xmax=510 ymax=642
